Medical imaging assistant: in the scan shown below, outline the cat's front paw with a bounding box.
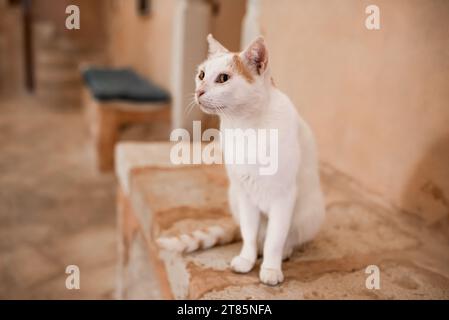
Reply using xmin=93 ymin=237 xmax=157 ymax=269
xmin=230 ymin=255 xmax=255 ymax=273
xmin=259 ymin=266 xmax=284 ymax=286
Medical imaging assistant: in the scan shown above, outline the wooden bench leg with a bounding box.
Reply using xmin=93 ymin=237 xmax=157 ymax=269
xmin=85 ymin=94 xmax=171 ymax=172
xmin=95 ymin=105 xmax=118 ymax=172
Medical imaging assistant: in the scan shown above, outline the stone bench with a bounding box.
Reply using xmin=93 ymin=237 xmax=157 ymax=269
xmin=82 ymin=67 xmax=170 ymax=172
xmin=115 ymin=142 xmax=449 ymax=299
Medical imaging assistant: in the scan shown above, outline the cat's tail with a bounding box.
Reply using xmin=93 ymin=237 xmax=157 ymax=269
xmin=156 ymin=222 xmax=240 ymax=253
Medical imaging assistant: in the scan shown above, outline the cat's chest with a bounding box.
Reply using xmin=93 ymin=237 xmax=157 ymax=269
xmin=227 ymin=163 xmax=278 ymax=209
xmin=227 ymin=163 xmax=261 ymax=186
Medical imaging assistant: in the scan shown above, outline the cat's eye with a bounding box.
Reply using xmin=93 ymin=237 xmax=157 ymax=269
xmin=198 ymin=70 xmax=205 ymax=80
xmin=216 ymin=73 xmax=230 ymax=83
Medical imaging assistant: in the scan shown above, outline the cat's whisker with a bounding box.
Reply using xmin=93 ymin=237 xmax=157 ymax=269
xmin=186 ymin=99 xmax=195 ymax=109
xmin=219 ymin=106 xmax=232 ymax=123
xmin=218 ymin=106 xmax=227 ymax=121
xmin=185 ymin=104 xmax=196 ymax=116
xmin=220 ymin=105 xmax=233 ymax=123
xmin=184 ymin=93 xmax=196 ymax=104
xmin=184 ymin=101 xmax=193 ymax=115
xmin=227 ymin=109 xmax=235 ymax=123
xmin=184 ymin=98 xmax=198 ymax=116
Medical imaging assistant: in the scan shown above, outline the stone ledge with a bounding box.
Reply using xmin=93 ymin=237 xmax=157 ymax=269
xmin=115 ymin=142 xmax=176 ymax=194
xmin=115 ymin=142 xmax=449 ymax=299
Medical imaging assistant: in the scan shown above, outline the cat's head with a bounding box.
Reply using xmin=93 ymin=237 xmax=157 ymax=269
xmin=195 ymin=34 xmax=271 ymax=117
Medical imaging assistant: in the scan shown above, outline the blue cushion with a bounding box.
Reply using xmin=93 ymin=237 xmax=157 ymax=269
xmin=82 ymin=67 xmax=170 ymax=103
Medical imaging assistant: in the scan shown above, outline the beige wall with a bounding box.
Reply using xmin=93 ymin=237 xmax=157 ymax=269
xmin=32 ymin=0 xmax=108 ymax=49
xmin=105 ymin=0 xmax=245 ymax=93
xmin=106 ymin=0 xmax=175 ymax=90
xmin=261 ymin=0 xmax=449 ymax=222
xmin=211 ymin=0 xmax=246 ymax=52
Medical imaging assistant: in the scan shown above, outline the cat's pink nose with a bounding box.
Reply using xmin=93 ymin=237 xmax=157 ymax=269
xmin=196 ymin=90 xmax=206 ymax=98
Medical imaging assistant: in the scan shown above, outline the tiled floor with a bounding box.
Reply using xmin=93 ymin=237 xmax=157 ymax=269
xmin=0 ymin=94 xmax=117 ymax=299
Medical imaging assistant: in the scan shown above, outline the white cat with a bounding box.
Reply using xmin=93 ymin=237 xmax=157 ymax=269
xmin=159 ymin=34 xmax=325 ymax=286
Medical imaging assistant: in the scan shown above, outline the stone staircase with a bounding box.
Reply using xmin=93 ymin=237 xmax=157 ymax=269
xmin=33 ymin=22 xmax=104 ymax=110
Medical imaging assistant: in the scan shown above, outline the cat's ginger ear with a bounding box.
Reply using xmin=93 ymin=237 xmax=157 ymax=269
xmin=241 ymin=36 xmax=268 ymax=75
xmin=207 ymin=34 xmax=229 ymax=57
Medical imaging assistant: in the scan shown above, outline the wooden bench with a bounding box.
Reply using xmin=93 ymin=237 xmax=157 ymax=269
xmin=82 ymin=67 xmax=170 ymax=172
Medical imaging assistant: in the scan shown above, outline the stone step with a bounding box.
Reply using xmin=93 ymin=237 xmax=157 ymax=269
xmin=35 ymin=66 xmax=82 ymax=88
xmin=33 ymin=22 xmax=56 ymax=43
xmin=36 ymin=90 xmax=82 ymax=109
xmin=36 ymin=84 xmax=82 ymax=98
xmin=37 ymin=84 xmax=81 ymax=98
xmin=33 ymin=22 xmax=90 ymax=56
xmin=115 ymin=142 xmax=449 ymax=300
xmin=35 ymin=36 xmax=92 ymax=56
xmin=35 ymin=49 xmax=79 ymax=68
